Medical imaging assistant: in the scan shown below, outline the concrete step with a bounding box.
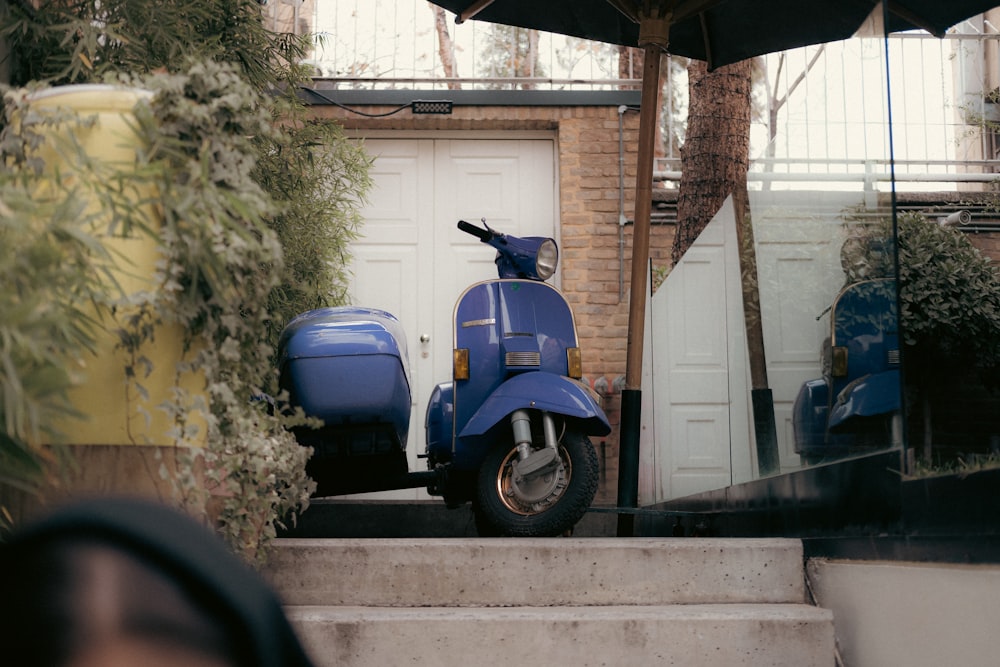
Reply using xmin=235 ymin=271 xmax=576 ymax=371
xmin=266 ymin=537 xmax=834 ymax=667
xmin=265 ymin=537 xmax=807 ymax=607
xmin=286 ymin=603 xmax=834 ymax=667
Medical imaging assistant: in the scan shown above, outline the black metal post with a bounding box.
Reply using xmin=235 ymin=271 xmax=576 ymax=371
xmin=616 ymin=388 xmax=642 ymax=536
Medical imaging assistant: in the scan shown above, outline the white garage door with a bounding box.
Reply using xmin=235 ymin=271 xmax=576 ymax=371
xmin=347 ymin=137 xmax=557 ymax=498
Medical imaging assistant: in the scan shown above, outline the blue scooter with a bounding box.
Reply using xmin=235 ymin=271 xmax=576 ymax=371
xmin=277 ymin=220 xmax=611 ymax=536
xmin=792 ymin=277 xmax=902 ymax=464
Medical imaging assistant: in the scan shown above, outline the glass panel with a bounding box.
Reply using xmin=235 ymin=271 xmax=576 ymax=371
xmin=308 ymin=2 xmax=1000 ymax=500
xmin=744 ymin=27 xmax=1000 ymax=480
xmin=746 ymin=37 xmax=902 ymax=479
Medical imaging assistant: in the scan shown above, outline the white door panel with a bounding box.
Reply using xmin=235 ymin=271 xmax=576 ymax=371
xmin=349 ymin=248 xmax=418 ymax=323
xmin=759 ymin=248 xmax=839 ymax=361
xmin=668 ymin=254 xmax=728 ymax=366
xmin=755 ymin=217 xmax=843 ymax=471
xmin=437 ymin=139 xmax=554 ymax=235
xmin=671 ymin=407 xmax=731 ymax=466
xmin=669 ymin=405 xmax=733 ymax=498
xmin=644 ymin=198 xmax=751 ymax=502
xmin=438 ymin=140 xmax=520 ymax=229
xmin=360 ymin=141 xmax=432 ymax=243
xmin=666 ymin=245 xmax=730 ymax=405
xmin=346 ymin=140 xmax=434 ymax=499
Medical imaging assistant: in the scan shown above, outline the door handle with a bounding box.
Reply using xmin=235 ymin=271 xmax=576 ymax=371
xmin=420 ymin=334 xmax=431 ymax=343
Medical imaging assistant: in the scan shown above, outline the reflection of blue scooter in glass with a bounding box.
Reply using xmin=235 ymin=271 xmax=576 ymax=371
xmin=792 ymin=278 xmax=902 ymax=464
xmin=278 ymin=220 xmax=610 ymax=536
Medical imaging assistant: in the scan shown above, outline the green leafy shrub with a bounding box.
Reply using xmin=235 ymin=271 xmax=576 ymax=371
xmin=0 ymin=128 xmax=109 ymax=497
xmin=0 ymin=1 xmax=372 ymax=559
xmin=0 ymin=0 xmax=306 ymax=91
xmin=843 ymin=212 xmax=1000 ymax=459
xmin=254 ymin=116 xmax=370 ymax=345
xmin=132 ymin=63 xmax=320 ymax=560
xmin=844 ymin=213 xmax=1000 ymax=382
xmin=0 ymin=65 xmax=312 ymax=561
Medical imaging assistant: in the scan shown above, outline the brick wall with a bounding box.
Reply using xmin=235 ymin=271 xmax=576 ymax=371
xmin=968 ymin=230 xmax=1000 ymax=261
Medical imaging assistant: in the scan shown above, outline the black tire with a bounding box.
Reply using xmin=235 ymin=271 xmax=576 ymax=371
xmin=474 ymin=427 xmax=599 ymax=537
xmin=471 ymin=500 xmax=504 ymax=537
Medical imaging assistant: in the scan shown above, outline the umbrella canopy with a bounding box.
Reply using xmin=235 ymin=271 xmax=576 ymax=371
xmin=431 ymin=1 xmax=996 ymax=69
xmin=429 ymin=0 xmax=1000 ymax=532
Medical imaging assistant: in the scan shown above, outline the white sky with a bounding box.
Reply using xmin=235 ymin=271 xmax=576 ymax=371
xmin=311 ymin=0 xmax=623 ymax=82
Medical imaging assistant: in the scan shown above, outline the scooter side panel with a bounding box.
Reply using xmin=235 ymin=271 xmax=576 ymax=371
xmin=829 ymin=278 xmax=899 ymax=396
xmin=453 ymin=282 xmax=505 ymax=437
xmin=425 ymin=382 xmax=454 ymax=462
xmin=792 ymin=278 xmax=902 ymax=458
xmin=495 ymin=281 xmax=578 ymax=376
xmin=453 ymin=281 xmax=581 ymax=433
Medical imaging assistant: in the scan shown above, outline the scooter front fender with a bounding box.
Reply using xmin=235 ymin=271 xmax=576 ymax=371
xmin=829 ymin=369 xmax=901 ymax=430
xmin=458 ymin=372 xmax=611 ymax=438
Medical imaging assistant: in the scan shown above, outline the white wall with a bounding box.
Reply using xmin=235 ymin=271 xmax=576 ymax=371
xmin=807 ymin=559 xmax=1000 ymax=667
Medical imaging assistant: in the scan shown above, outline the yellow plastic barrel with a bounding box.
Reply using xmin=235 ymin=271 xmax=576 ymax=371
xmin=29 ymin=85 xmax=206 ymax=448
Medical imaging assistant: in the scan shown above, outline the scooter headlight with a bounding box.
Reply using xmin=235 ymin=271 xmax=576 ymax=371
xmin=495 ymin=236 xmax=559 ymax=280
xmin=535 ymin=238 xmax=558 ymax=281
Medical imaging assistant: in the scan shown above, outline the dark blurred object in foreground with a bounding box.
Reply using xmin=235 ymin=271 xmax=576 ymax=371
xmin=0 ymin=496 xmax=315 ymax=667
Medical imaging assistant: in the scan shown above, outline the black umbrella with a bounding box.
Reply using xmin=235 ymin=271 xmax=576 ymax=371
xmin=432 ymin=1 xmax=996 ymax=70
xmin=429 ymin=0 xmax=999 ymax=533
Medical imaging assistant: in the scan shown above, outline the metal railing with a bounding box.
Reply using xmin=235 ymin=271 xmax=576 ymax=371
xmin=308 ymin=1 xmax=1000 ymax=187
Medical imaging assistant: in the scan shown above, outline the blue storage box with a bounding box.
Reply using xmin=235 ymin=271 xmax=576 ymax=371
xmin=278 ymin=307 xmax=411 ymax=452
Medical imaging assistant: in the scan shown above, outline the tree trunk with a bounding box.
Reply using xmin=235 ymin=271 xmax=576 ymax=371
xmin=618 ymin=45 xmax=642 ymax=82
xmin=672 ymin=59 xmax=752 ymax=263
xmin=515 ymin=29 xmax=539 ymax=89
xmin=673 ymin=59 xmax=780 ymax=475
xmin=432 ymin=5 xmax=461 ymax=90
xmin=763 ymin=48 xmax=824 ymax=190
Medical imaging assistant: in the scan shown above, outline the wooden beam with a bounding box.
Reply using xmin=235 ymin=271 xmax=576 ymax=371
xmin=456 ymin=0 xmax=497 ymax=24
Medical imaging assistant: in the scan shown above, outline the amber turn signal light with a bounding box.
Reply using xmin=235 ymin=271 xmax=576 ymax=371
xmin=453 ymin=348 xmax=470 ymax=380
xmin=566 ymin=347 xmax=583 ymax=379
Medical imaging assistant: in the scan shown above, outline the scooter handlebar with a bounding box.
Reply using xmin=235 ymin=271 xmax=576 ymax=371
xmin=457 ymin=220 xmax=493 ymax=242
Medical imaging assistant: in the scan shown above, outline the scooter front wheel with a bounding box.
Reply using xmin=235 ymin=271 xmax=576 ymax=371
xmin=474 ymin=429 xmax=599 ymax=537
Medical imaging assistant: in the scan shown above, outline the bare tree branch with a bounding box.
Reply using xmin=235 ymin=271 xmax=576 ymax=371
xmin=431 ymin=3 xmax=461 ymax=90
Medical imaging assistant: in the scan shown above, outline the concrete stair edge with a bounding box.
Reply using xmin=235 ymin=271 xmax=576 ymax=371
xmin=286 ymin=603 xmax=835 ymax=667
xmin=265 ymin=537 xmax=808 ymax=607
